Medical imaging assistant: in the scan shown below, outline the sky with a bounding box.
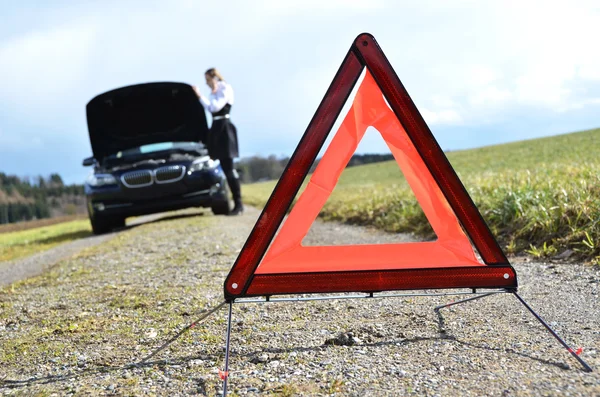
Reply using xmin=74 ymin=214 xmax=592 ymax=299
xmin=0 ymin=0 xmax=599 ymax=185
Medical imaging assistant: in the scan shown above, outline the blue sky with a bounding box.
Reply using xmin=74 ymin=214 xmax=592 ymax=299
xmin=0 ymin=0 xmax=599 ymax=185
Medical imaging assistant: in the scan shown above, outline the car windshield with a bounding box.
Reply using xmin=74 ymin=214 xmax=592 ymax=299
xmin=107 ymin=141 xmax=202 ymax=159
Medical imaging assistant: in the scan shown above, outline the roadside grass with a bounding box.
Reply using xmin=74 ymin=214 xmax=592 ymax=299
xmin=0 ymin=214 xmax=86 ymax=234
xmin=242 ymin=128 xmax=600 ymax=265
xmin=0 ymin=219 xmax=92 ymax=262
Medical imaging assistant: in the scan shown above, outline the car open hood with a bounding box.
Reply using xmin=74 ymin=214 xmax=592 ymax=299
xmin=86 ymin=82 xmax=208 ymax=161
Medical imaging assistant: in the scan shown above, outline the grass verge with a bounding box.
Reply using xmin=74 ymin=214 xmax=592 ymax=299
xmin=0 ymin=219 xmax=92 ymax=262
xmin=0 ymin=214 xmax=86 ymax=234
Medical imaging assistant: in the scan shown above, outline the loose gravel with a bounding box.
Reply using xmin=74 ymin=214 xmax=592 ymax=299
xmin=0 ymin=212 xmax=173 ymax=289
xmin=0 ymin=206 xmax=598 ymax=396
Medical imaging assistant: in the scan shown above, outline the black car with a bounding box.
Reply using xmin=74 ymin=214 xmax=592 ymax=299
xmin=82 ymin=82 xmax=231 ymax=234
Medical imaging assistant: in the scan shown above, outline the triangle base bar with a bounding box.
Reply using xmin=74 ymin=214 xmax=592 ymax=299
xmin=244 ymin=266 xmax=517 ymax=297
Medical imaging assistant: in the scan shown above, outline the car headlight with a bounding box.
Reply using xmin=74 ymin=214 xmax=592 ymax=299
xmin=189 ymin=157 xmax=219 ymax=172
xmin=86 ymin=173 xmax=117 ymax=187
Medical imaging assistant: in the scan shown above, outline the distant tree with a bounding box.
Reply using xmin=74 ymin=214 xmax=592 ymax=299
xmin=0 ymin=204 xmax=8 ymax=224
xmin=35 ymin=199 xmax=50 ymax=219
xmin=49 ymin=173 xmax=64 ymax=187
xmin=36 ymin=175 xmax=46 ymax=189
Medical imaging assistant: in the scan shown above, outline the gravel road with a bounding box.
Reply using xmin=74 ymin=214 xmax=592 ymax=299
xmin=0 ymin=213 xmax=175 ymax=289
xmin=0 ymin=206 xmax=599 ymax=396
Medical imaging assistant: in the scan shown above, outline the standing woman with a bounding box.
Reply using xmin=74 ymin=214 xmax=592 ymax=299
xmin=193 ymin=68 xmax=243 ymax=215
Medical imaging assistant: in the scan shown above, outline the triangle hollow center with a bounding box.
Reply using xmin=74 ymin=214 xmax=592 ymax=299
xmin=255 ymin=71 xmax=482 ymax=275
xmin=300 ymin=124 xmax=436 ymax=248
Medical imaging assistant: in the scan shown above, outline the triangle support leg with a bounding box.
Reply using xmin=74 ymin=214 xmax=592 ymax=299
xmin=434 ymin=291 xmax=501 ymax=311
xmin=221 ymin=301 xmax=234 ymax=396
xmin=139 ymin=300 xmax=227 ymax=364
xmin=513 ymin=292 xmax=593 ymax=372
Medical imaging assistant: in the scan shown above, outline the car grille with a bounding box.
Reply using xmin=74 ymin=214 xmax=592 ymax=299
xmin=121 ymin=170 xmax=153 ymax=188
xmin=120 ymin=165 xmax=187 ymax=188
xmin=155 ymin=165 xmax=186 ymax=183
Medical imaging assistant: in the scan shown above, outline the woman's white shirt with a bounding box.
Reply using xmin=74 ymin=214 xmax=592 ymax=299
xmin=199 ymin=81 xmax=234 ymax=113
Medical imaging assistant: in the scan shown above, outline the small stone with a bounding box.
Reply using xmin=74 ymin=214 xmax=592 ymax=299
xmin=555 ymin=249 xmax=574 ymax=259
xmin=250 ymin=354 xmax=269 ymax=364
xmin=324 ymin=332 xmax=356 ymax=346
xmin=145 ymin=329 xmax=158 ymax=339
xmin=189 ymin=359 xmax=203 ymax=367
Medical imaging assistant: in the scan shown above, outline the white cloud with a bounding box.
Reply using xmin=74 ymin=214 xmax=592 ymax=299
xmin=400 ymin=0 xmax=600 ymax=120
xmin=429 ymin=95 xmax=460 ymax=109
xmin=556 ymin=97 xmax=600 ymax=113
xmin=0 ymin=23 xmax=97 ymax=110
xmin=468 ymin=86 xmax=512 ymax=107
xmin=468 ymin=65 xmax=502 ymax=87
xmin=259 ymin=0 xmax=387 ymax=13
xmin=483 ymin=0 xmax=600 ymax=108
xmin=420 ymin=109 xmax=462 ymax=125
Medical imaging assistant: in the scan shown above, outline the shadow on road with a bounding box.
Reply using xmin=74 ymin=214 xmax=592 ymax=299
xmin=0 ymin=323 xmax=574 ymax=392
xmin=124 ymin=210 xmax=208 ymax=230
xmin=35 ymin=230 xmax=94 ymax=245
xmin=79 ymin=209 xmax=210 ymax=240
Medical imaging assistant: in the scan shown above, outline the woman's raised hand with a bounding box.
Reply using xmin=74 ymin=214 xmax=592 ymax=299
xmin=191 ymin=85 xmax=201 ymax=98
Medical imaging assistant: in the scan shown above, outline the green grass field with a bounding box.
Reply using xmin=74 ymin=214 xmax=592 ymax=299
xmin=242 ymin=128 xmax=600 ymax=264
xmin=0 ymin=219 xmax=92 ymax=263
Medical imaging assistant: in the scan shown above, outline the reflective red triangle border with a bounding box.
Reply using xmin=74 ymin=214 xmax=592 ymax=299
xmin=224 ymin=33 xmax=518 ymax=300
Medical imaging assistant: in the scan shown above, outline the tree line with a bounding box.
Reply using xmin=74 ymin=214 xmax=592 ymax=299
xmin=236 ymin=153 xmax=395 ymax=184
xmin=0 ymin=173 xmax=86 ymax=224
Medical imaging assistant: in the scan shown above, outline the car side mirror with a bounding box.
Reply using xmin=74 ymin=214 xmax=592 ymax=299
xmin=82 ymin=157 xmax=96 ymax=166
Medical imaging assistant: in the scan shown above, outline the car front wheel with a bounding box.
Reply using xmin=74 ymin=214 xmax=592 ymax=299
xmin=89 ymin=213 xmax=125 ymax=235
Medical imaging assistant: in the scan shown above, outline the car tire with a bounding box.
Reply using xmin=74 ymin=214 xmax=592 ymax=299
xmin=89 ymin=214 xmax=125 ymax=235
xmin=112 ymin=216 xmax=126 ymax=230
xmin=211 ymin=200 xmax=231 ymax=216
xmin=89 ymin=215 xmax=113 ymax=235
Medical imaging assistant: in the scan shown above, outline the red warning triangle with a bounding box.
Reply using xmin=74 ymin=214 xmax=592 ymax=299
xmin=224 ymin=33 xmax=517 ymax=300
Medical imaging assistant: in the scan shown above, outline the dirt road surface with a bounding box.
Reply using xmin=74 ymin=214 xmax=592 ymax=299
xmin=0 ymin=213 xmax=173 ymax=289
xmin=0 ymin=206 xmax=598 ymax=396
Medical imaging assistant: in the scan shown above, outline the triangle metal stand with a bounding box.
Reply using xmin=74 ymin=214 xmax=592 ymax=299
xmin=138 ymin=288 xmax=592 ymax=397
xmin=433 ymin=291 xmax=592 ymax=372
xmin=218 ymin=288 xmax=592 ymax=396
